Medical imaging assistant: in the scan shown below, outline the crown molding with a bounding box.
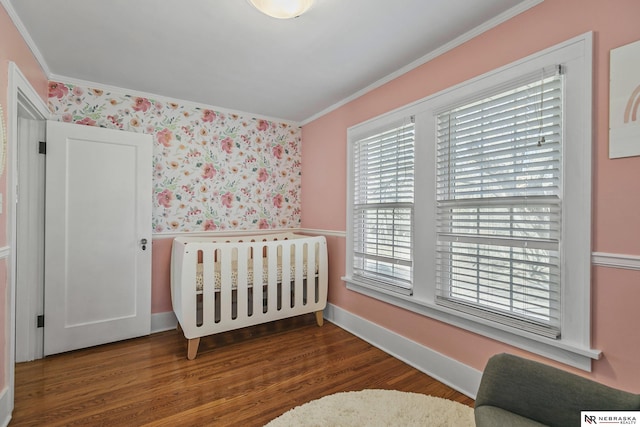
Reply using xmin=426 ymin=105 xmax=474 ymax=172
xmin=300 ymin=0 xmax=544 ymax=125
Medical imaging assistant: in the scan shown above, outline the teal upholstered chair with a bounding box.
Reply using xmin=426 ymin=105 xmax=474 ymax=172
xmin=474 ymin=353 xmax=640 ymax=427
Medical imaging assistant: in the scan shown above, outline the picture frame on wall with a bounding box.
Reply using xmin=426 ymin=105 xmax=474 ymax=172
xmin=609 ymin=39 xmax=640 ymax=159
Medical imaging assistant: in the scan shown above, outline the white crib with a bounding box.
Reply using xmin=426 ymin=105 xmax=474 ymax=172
xmin=171 ymin=232 xmax=328 ymax=359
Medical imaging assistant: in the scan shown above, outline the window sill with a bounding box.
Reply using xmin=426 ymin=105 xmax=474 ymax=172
xmin=343 ymin=276 xmax=601 ymax=371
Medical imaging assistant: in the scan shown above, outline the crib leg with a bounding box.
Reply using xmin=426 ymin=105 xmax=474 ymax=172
xmin=315 ymin=310 xmax=324 ymax=327
xmin=187 ymin=337 xmax=201 ymax=360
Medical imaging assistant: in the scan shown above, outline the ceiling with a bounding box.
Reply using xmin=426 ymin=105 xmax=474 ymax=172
xmin=3 ymin=0 xmax=538 ymax=123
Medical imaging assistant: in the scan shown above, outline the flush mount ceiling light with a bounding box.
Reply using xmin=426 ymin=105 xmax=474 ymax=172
xmin=249 ymin=0 xmax=315 ymax=19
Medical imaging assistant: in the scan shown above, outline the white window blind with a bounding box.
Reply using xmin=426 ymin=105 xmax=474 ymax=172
xmin=435 ymin=67 xmax=563 ymax=338
xmin=352 ymin=118 xmax=415 ymax=294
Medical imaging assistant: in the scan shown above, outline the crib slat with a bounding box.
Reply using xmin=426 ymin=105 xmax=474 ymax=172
xmin=218 ymin=247 xmax=230 ymax=323
xmin=280 ymin=243 xmax=291 ymax=310
xmin=251 ymin=243 xmax=263 ymax=318
xmin=306 ymin=242 xmax=317 ymax=304
xmin=293 ymin=242 xmax=304 ymax=308
xmin=266 ymin=244 xmax=278 ymax=314
xmin=202 ymin=246 xmax=216 ymax=327
xmin=235 ymin=246 xmax=249 ymax=320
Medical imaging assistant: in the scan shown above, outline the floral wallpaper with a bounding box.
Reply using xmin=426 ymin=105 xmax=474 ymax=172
xmin=47 ymin=81 xmax=302 ymax=233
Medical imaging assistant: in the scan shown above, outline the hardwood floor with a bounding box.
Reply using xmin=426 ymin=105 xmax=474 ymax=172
xmin=12 ymin=315 xmax=474 ymax=426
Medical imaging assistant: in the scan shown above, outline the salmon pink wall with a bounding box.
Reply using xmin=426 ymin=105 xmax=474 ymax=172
xmin=1 ymin=1 xmax=48 ymax=397
xmin=301 ymin=0 xmax=640 ymax=393
xmin=151 ymin=238 xmax=173 ymax=313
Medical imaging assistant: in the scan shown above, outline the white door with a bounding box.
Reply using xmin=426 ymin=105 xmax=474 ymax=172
xmin=44 ymin=121 xmax=152 ymax=356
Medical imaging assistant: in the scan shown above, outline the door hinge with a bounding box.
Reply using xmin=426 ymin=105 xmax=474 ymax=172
xmin=39 ymin=141 xmax=46 ymax=155
xmin=37 ymin=315 xmax=44 ymax=328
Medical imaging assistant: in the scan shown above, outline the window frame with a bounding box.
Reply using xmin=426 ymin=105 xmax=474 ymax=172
xmin=346 ymin=111 xmax=416 ymax=296
xmin=434 ymin=69 xmax=564 ymax=339
xmin=343 ymin=32 xmax=600 ymax=371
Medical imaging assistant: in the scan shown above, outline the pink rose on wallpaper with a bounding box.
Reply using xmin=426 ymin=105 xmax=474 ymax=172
xmin=62 ymin=113 xmax=73 ymax=123
xmin=259 ymin=219 xmax=269 ymax=229
xmin=202 ymin=163 xmax=216 ymax=179
xmin=132 ymin=97 xmax=151 ymax=112
xmin=221 ymin=137 xmax=233 ymax=154
xmin=257 ymin=119 xmax=269 ymax=131
xmin=257 ymin=168 xmax=269 ymax=182
xmin=203 ymin=220 xmax=216 ymax=231
xmin=273 ymin=194 xmax=283 ymax=209
xmin=221 ymin=192 xmax=233 ymax=208
xmin=48 ymin=82 xmax=68 ymax=99
xmin=202 ymin=109 xmax=216 ymax=122
xmin=272 ymin=145 xmax=283 ymax=159
xmin=157 ymin=128 xmax=173 ymax=147
xmin=157 ymin=189 xmax=173 ymax=208
xmin=76 ymin=117 xmax=96 ymax=126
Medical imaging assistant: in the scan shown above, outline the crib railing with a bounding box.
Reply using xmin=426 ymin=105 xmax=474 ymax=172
xmin=171 ymin=233 xmax=328 ymax=359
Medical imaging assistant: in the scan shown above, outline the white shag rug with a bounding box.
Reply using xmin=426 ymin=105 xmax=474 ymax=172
xmin=264 ymin=389 xmax=475 ymax=427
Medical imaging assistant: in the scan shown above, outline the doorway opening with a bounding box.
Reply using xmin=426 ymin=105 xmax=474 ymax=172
xmin=14 ymin=113 xmax=46 ymax=362
xmin=6 ymin=62 xmax=50 ymax=417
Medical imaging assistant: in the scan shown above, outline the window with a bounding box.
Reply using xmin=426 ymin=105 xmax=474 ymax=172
xmin=351 ymin=118 xmax=415 ymax=294
xmin=345 ymin=33 xmax=598 ymax=370
xmin=435 ymin=68 xmax=563 ymax=338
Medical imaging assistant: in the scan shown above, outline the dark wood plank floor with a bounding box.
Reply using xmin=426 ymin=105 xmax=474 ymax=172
xmin=12 ymin=315 xmax=473 ymax=426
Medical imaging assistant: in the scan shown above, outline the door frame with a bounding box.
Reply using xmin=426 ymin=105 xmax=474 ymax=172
xmin=15 ymin=115 xmax=45 ymax=363
xmin=4 ymin=62 xmax=50 ymax=417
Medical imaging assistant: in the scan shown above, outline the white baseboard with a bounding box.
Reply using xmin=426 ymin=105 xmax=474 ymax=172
xmin=0 ymin=386 xmax=12 ymax=427
xmin=151 ymin=311 xmax=177 ymax=334
xmin=324 ymin=303 xmax=481 ymax=399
